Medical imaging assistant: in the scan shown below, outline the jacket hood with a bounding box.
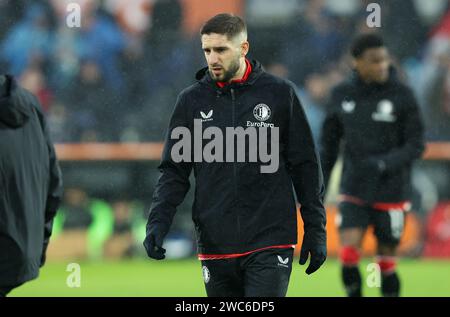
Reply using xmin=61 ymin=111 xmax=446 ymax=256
xmin=0 ymin=75 xmax=32 ymax=128
xmin=195 ymin=59 xmax=264 ymax=88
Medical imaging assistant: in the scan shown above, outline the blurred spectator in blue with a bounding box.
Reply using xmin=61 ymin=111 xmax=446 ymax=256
xmin=0 ymin=0 xmax=26 ymax=41
xmin=51 ymin=26 xmax=83 ymax=92
xmin=297 ymin=72 xmax=336 ymax=144
xmin=65 ymin=59 xmax=121 ymax=142
xmin=119 ymin=35 xmax=148 ymax=113
xmin=19 ymin=66 xmax=53 ymax=112
xmin=281 ymin=0 xmax=352 ymax=85
xmin=0 ymin=3 xmax=55 ymax=76
xmin=266 ymin=60 xmax=344 ymax=145
xmin=78 ymin=8 xmax=128 ymax=92
xmin=144 ymin=0 xmax=193 ymax=93
xmin=136 ymin=0 xmax=198 ymax=141
xmin=46 ymin=100 xmax=77 ymax=143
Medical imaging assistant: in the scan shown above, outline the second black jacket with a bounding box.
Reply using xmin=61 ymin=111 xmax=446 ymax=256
xmin=320 ymin=69 xmax=425 ymax=203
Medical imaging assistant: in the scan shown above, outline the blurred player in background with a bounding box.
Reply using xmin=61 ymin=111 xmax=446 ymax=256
xmin=0 ymin=74 xmax=63 ymax=297
xmin=320 ymin=34 xmax=425 ymax=297
xmin=144 ymin=13 xmax=327 ymax=297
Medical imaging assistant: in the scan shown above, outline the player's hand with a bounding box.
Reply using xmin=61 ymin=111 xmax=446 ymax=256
xmin=299 ymin=234 xmax=327 ymax=275
xmin=143 ymin=227 xmax=166 ymax=260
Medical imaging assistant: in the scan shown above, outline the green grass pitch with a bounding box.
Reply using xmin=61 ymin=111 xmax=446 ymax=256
xmin=9 ymin=258 xmax=450 ymax=297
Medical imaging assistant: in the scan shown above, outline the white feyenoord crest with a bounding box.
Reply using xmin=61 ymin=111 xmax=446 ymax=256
xmin=202 ymin=266 xmax=211 ymax=283
xmin=342 ymin=100 xmax=356 ymax=113
xmin=253 ymin=104 xmax=271 ymax=121
xmin=277 ymin=255 xmax=289 ymax=268
xmin=372 ymin=99 xmax=396 ymax=122
xmin=200 ymin=110 xmax=213 ymax=122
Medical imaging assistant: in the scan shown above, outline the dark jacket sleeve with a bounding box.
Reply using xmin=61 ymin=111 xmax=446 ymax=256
xmin=33 ymin=95 xmax=63 ymax=253
xmin=374 ymin=88 xmax=425 ymax=171
xmin=286 ymin=86 xmax=327 ymax=246
xmin=319 ymin=88 xmax=344 ymax=188
xmin=146 ymin=93 xmax=193 ymax=237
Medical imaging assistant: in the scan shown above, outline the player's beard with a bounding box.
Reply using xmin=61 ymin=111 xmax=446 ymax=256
xmin=210 ymin=57 xmax=241 ymax=83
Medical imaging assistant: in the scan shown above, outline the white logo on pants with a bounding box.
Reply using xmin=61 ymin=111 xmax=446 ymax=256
xmin=277 ymin=255 xmax=289 ymax=268
xmin=202 ymin=266 xmax=210 ymax=284
xmin=388 ymin=210 xmax=404 ymax=239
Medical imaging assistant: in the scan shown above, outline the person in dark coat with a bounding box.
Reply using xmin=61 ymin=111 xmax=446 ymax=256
xmin=144 ymin=14 xmax=327 ymax=297
xmin=320 ymin=34 xmax=425 ymax=297
xmin=0 ymin=74 xmax=63 ymax=297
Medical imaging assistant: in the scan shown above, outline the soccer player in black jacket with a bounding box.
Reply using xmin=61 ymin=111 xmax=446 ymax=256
xmin=320 ymin=34 xmax=425 ymax=297
xmin=0 ymin=74 xmax=63 ymax=297
xmin=144 ymin=14 xmax=327 ymax=297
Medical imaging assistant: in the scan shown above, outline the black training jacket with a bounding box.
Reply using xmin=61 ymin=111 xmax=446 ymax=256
xmin=147 ymin=60 xmax=326 ymax=255
xmin=0 ymin=75 xmax=63 ymax=286
xmin=320 ymin=69 xmax=425 ymax=203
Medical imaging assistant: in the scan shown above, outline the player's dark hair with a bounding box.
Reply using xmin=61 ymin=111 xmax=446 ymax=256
xmin=351 ymin=33 xmax=385 ymax=58
xmin=200 ymin=13 xmax=247 ymax=40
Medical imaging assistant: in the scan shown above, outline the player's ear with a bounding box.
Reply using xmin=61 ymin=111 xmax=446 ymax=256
xmin=241 ymin=41 xmax=249 ymax=57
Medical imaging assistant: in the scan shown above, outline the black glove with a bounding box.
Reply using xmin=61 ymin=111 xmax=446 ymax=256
xmin=299 ymin=232 xmax=327 ymax=275
xmin=143 ymin=226 xmax=166 ymax=260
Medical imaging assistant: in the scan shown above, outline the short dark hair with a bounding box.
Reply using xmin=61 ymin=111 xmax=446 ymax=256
xmin=351 ymin=33 xmax=385 ymax=58
xmin=200 ymin=13 xmax=246 ymax=40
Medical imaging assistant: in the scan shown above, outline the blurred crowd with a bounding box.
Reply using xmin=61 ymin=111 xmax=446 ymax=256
xmin=1 ymin=0 xmax=450 ymax=143
xmin=0 ymin=0 xmax=197 ymax=142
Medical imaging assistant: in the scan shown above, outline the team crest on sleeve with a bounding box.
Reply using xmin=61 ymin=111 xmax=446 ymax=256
xmin=253 ymin=103 xmax=271 ymax=121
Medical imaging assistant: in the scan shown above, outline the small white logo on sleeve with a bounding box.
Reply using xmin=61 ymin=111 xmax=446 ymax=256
xmin=277 ymin=255 xmax=289 ymax=268
xmin=202 ymin=266 xmax=211 ymax=283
